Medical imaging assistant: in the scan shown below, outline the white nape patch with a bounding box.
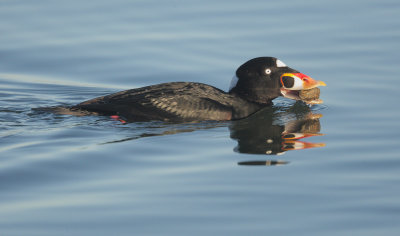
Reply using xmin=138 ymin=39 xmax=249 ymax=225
xmin=229 ymin=75 xmax=239 ymax=92
xmin=276 ymin=59 xmax=287 ymax=67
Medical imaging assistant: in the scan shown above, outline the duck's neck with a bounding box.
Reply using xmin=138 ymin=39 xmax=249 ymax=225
xmin=228 ymin=94 xmax=271 ymax=120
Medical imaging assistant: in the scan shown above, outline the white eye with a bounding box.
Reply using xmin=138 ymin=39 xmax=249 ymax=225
xmin=265 ymin=68 xmax=272 ymax=74
xmin=276 ymin=59 xmax=287 ymax=67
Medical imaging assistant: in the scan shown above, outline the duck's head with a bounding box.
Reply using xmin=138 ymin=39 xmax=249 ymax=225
xmin=229 ymin=57 xmax=326 ymax=104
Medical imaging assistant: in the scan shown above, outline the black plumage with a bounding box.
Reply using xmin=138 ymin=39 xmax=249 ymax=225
xmin=50 ymin=57 xmax=324 ymax=122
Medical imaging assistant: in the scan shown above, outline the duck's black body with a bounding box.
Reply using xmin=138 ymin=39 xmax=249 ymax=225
xmin=56 ymin=57 xmax=325 ymax=122
xmin=72 ymin=82 xmax=264 ymax=122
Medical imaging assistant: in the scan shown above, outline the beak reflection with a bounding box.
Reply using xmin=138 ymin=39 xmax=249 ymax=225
xmin=231 ymin=105 xmax=326 ymax=166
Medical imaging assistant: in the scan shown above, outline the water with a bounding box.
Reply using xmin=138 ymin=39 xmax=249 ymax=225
xmin=1 ymin=0 xmax=400 ymax=235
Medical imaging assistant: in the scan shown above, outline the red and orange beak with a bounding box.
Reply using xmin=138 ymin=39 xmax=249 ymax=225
xmin=280 ymin=73 xmax=326 ymax=90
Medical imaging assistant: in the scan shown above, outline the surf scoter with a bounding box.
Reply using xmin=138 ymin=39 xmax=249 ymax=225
xmin=57 ymin=57 xmax=326 ymax=122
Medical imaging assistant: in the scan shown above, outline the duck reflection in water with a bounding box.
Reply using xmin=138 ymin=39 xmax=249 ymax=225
xmin=98 ymin=101 xmax=325 ymax=166
xmin=230 ymin=102 xmax=325 ymax=166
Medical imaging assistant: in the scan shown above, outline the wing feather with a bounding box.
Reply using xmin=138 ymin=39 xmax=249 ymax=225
xmin=74 ymin=82 xmax=233 ymax=121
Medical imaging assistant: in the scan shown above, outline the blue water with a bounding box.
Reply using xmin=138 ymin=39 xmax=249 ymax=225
xmin=1 ymin=0 xmax=400 ymax=235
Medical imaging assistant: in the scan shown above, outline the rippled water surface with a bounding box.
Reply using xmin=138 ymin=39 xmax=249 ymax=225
xmin=1 ymin=0 xmax=400 ymax=235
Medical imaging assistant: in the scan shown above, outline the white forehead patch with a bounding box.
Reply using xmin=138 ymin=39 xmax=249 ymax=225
xmin=276 ymin=59 xmax=287 ymax=67
xmin=229 ymin=75 xmax=239 ymax=92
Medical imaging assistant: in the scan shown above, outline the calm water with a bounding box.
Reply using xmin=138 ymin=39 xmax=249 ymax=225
xmin=1 ymin=0 xmax=400 ymax=235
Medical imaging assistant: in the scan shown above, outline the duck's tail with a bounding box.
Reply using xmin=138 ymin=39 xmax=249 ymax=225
xmin=33 ymin=106 xmax=97 ymax=116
